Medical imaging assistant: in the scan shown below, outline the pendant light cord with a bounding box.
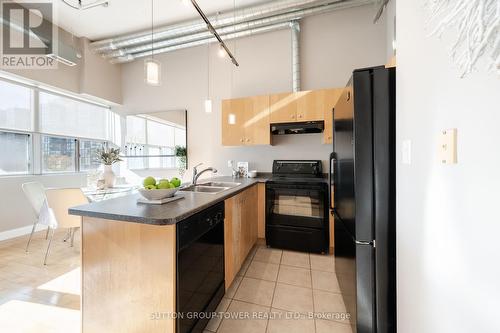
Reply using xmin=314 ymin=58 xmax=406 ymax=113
xmin=207 ymin=42 xmax=210 ymax=99
xmin=151 ymin=0 xmax=154 ymax=59
xmin=230 ymin=0 xmax=236 ymax=96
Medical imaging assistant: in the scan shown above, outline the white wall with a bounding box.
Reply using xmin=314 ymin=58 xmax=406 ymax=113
xmin=397 ymin=1 xmax=500 ymax=332
xmin=118 ymin=5 xmax=387 ymax=175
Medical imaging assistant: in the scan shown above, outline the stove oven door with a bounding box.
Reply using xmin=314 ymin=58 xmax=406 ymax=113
xmin=265 ymin=182 xmax=328 ymax=253
xmin=266 ymin=182 xmax=327 ymax=228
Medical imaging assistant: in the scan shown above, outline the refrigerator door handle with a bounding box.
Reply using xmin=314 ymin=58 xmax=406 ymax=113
xmin=329 ymin=152 xmax=336 ymax=211
xmin=355 ymin=240 xmax=374 ymax=246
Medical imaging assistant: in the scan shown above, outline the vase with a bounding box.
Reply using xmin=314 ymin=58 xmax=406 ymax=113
xmin=103 ymin=165 xmax=116 ymax=188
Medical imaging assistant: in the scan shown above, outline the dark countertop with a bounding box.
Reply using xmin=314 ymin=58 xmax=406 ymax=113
xmin=69 ymin=176 xmax=269 ymax=226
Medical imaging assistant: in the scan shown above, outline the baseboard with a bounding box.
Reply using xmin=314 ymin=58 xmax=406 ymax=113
xmin=0 ymin=224 xmax=48 ymax=242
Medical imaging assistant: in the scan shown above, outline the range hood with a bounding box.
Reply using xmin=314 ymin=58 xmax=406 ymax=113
xmin=271 ymin=121 xmax=324 ymax=135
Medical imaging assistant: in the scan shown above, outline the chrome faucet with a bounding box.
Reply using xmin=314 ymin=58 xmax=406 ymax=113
xmin=192 ymin=163 xmax=218 ymax=185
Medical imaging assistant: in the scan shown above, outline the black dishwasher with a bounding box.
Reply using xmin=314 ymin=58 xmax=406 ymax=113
xmin=177 ymin=202 xmax=225 ymax=333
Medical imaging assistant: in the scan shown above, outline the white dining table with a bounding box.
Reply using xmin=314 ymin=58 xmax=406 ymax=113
xmin=82 ymin=184 xmax=139 ymax=202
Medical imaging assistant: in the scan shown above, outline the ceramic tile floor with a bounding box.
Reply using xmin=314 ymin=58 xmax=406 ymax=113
xmin=0 ymin=232 xmax=353 ymax=333
xmin=204 ymin=245 xmax=353 ymax=333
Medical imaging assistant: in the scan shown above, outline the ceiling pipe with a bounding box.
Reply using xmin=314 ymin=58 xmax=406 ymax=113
xmin=111 ymin=22 xmax=291 ymax=63
xmin=291 ymin=20 xmax=301 ymax=92
xmin=106 ymin=0 xmax=372 ymax=63
xmin=91 ymin=0 xmax=364 ymax=54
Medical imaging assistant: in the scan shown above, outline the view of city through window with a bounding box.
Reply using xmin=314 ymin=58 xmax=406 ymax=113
xmin=0 ymin=78 xmax=115 ymax=175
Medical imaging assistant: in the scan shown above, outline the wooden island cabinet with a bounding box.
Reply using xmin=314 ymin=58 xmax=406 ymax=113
xmin=71 ymin=179 xmax=331 ymax=333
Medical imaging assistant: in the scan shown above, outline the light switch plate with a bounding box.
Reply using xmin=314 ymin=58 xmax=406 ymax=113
xmin=402 ymin=140 xmax=412 ymax=165
xmin=439 ymin=128 xmax=457 ymax=164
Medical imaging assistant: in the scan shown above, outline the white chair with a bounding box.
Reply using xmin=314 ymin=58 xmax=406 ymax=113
xmin=44 ymin=188 xmax=89 ymax=265
xmin=22 ymin=182 xmax=50 ymax=252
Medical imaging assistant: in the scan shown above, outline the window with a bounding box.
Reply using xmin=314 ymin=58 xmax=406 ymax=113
xmin=125 ymin=115 xmax=185 ymax=170
xmin=41 ymin=136 xmax=76 ymax=173
xmin=174 ymin=128 xmax=186 ymax=147
xmin=0 ymin=131 xmax=31 ymax=175
xmin=0 ymin=80 xmax=32 ymax=131
xmin=146 ymin=120 xmax=174 ymax=147
xmin=126 ymin=116 xmax=146 ymax=144
xmin=39 ymin=92 xmax=110 ymax=140
xmin=80 ymin=140 xmax=106 ymax=172
xmin=0 ymin=77 xmax=119 ymax=176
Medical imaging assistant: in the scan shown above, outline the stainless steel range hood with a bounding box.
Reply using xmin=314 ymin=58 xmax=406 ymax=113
xmin=271 ymin=121 xmax=324 ymax=135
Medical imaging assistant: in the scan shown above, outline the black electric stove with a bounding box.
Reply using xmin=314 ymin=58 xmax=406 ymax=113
xmin=265 ymin=160 xmax=329 ymax=254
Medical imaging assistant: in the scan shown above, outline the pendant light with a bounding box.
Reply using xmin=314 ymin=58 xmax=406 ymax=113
xmin=145 ymin=0 xmax=161 ymax=86
xmin=204 ymin=42 xmax=212 ymax=113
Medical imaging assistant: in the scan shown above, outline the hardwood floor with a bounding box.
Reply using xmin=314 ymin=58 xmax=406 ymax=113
xmin=0 ymin=229 xmax=80 ymax=332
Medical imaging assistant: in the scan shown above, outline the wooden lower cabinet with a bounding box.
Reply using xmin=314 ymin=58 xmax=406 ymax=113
xmin=257 ymin=183 xmax=266 ymax=239
xmin=224 ymin=185 xmax=258 ymax=287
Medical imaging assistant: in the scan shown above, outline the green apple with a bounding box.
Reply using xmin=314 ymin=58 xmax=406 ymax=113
xmin=145 ymin=184 xmax=157 ymax=190
xmin=170 ymin=177 xmax=181 ymax=188
xmin=156 ymin=181 xmax=171 ymax=189
xmin=159 ymin=179 xmax=169 ymax=184
xmin=143 ymin=176 xmax=156 ymax=188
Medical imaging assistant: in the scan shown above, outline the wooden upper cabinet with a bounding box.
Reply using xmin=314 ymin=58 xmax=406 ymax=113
xmin=334 ymin=86 xmax=353 ymax=120
xmin=222 ymin=98 xmax=245 ymax=146
xmin=269 ymin=92 xmax=298 ymax=123
xmin=222 ymin=95 xmax=270 ymax=146
xmin=223 ymin=88 xmax=343 ymax=146
xmin=321 ymin=88 xmax=342 ymax=144
xmin=244 ymin=95 xmax=270 ymax=145
xmin=297 ymin=90 xmax=324 ymax=122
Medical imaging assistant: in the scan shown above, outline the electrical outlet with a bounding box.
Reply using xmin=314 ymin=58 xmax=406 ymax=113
xmin=402 ymin=140 xmax=412 ymax=165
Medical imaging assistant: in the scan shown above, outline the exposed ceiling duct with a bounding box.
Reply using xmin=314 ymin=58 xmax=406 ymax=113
xmin=93 ymin=0 xmax=373 ymax=63
xmin=290 ymin=20 xmax=301 ymax=92
xmin=92 ymin=0 xmax=342 ymax=53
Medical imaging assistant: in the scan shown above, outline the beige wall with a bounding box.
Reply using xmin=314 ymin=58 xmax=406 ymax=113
xmin=396 ymin=0 xmax=500 ymax=332
xmin=118 ymin=5 xmax=387 ymax=175
xmin=80 ymin=38 xmax=122 ymax=104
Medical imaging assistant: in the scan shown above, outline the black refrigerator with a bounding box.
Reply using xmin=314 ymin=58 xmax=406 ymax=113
xmin=329 ymin=66 xmax=396 ymax=333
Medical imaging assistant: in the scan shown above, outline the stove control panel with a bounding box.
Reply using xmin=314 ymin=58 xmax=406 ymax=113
xmin=272 ymin=160 xmax=322 ymax=177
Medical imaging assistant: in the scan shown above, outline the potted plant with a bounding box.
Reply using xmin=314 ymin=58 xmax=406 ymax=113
xmin=96 ymin=146 xmax=123 ymax=188
xmin=175 ymin=145 xmax=187 ymax=178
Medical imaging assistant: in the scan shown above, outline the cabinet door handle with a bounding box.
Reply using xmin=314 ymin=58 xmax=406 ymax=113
xmin=298 ymin=114 xmax=303 ymax=118
xmin=240 ymin=138 xmax=244 ymax=143
xmin=246 ymin=138 xmax=250 ymax=143
xmin=291 ymin=114 xmax=295 ymax=119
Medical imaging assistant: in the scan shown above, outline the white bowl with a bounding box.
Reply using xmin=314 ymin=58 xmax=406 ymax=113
xmin=248 ymin=170 xmax=258 ymax=178
xmin=138 ymin=188 xmax=179 ymax=201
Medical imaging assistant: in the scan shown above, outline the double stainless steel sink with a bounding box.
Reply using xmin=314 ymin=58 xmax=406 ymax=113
xmin=180 ymin=181 xmax=241 ymax=194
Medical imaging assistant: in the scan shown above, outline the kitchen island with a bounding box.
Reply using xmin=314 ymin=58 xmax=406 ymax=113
xmin=69 ymin=177 xmax=266 ymax=333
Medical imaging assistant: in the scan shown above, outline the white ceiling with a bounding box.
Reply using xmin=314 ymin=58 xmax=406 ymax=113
xmin=54 ymin=0 xmax=270 ymax=41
